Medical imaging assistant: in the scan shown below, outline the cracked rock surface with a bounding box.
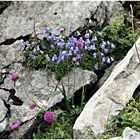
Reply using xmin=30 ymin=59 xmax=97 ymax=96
xmin=0 ymin=1 xmax=123 ymax=43
xmin=0 ymin=40 xmax=97 ymax=138
xmin=0 ymin=1 xmax=124 ymax=138
xmin=73 ymin=38 xmax=140 ymax=138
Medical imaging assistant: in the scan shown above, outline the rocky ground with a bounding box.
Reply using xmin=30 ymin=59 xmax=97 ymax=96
xmin=0 ymin=1 xmax=140 ymax=139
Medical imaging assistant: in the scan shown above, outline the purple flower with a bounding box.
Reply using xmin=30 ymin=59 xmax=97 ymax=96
xmin=74 ymin=49 xmax=78 ymax=54
xmin=102 ymin=57 xmax=106 ymax=62
xmin=110 ymin=56 xmax=114 ymax=62
xmin=88 ymin=29 xmax=93 ymax=34
xmin=76 ymin=61 xmax=80 ymax=66
xmin=61 ymin=51 xmax=67 ymax=56
xmin=39 ymin=50 xmax=44 ymax=54
xmin=76 ymin=40 xmax=84 ymax=49
xmin=91 ymin=36 xmax=97 ymax=42
xmin=76 ymin=54 xmax=81 ymax=60
xmin=102 ymin=41 xmax=106 ymax=46
xmin=85 ymin=33 xmax=90 ymax=39
xmin=67 ymin=50 xmax=72 ymax=56
xmin=10 ymin=73 xmax=17 ymax=81
xmin=44 ymin=111 xmax=55 ymax=123
xmin=51 ymin=45 xmax=55 ymax=49
xmin=28 ymin=103 xmax=36 ymax=110
xmin=29 ymin=54 xmax=37 ymax=61
xmin=57 ymin=42 xmax=65 ymax=49
xmin=93 ymin=63 xmax=98 ymax=70
xmin=81 ymin=53 xmax=85 ymax=57
xmin=45 ymin=54 xmax=50 ymax=62
xmin=85 ymin=45 xmax=88 ymax=50
xmin=89 ymin=45 xmax=96 ymax=50
xmin=104 ymin=48 xmax=108 ymax=53
xmin=52 ymin=54 xmax=58 ymax=61
xmin=33 ymin=47 xmax=37 ymax=52
xmin=93 ymin=53 xmax=97 ymax=59
xmin=47 ymin=34 xmax=55 ymax=40
xmin=85 ymin=39 xmax=91 ymax=45
xmin=10 ymin=121 xmax=20 ymax=130
xmin=36 ymin=45 xmax=40 ymax=51
xmin=72 ymin=57 xmax=77 ymax=62
xmin=100 ymin=44 xmax=105 ymax=50
xmin=44 ymin=26 xmax=50 ymax=34
xmin=111 ymin=43 xmax=116 ymax=49
xmin=106 ymin=57 xmax=111 ymax=64
xmin=100 ymin=52 xmax=105 ymax=56
xmin=76 ymin=31 xmax=81 ymax=36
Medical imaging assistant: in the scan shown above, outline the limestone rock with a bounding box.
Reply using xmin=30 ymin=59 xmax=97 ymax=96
xmin=73 ymin=37 xmax=140 ymax=138
xmin=109 ymin=127 xmax=140 ymax=139
xmin=0 ymin=39 xmax=97 ymax=138
xmin=0 ymin=99 xmax=7 ymax=132
xmin=122 ymin=127 xmax=140 ymax=139
xmin=0 ymin=1 xmax=123 ymax=43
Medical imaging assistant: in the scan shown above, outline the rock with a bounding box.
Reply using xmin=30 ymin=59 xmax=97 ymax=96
xmin=73 ymin=37 xmax=140 ymax=138
xmin=122 ymin=127 xmax=140 ymax=139
xmin=0 ymin=1 xmax=11 ymax=14
xmin=0 ymin=99 xmax=8 ymax=132
xmin=0 ymin=40 xmax=97 ymax=138
xmin=109 ymin=127 xmax=140 ymax=139
xmin=0 ymin=1 xmax=123 ymax=43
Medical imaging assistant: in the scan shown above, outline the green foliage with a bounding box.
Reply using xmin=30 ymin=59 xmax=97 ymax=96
xmin=33 ymin=105 xmax=83 ymax=139
xmin=100 ymin=97 xmax=140 ymax=139
xmin=102 ymin=18 xmax=140 ymax=60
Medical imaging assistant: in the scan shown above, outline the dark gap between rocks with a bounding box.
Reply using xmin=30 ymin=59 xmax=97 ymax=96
xmin=0 ymin=34 xmax=31 ymax=46
xmin=133 ymin=84 xmax=140 ymax=100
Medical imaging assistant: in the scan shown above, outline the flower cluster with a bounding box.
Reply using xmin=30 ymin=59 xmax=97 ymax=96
xmin=21 ymin=26 xmax=116 ymax=79
xmin=43 ymin=111 xmax=55 ymax=123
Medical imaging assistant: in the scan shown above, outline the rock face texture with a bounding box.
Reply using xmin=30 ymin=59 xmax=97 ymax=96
xmin=110 ymin=127 xmax=140 ymax=139
xmin=0 ymin=1 xmax=124 ymax=138
xmin=0 ymin=1 xmax=123 ymax=43
xmin=0 ymin=40 xmax=97 ymax=138
xmin=73 ymin=37 xmax=140 ymax=139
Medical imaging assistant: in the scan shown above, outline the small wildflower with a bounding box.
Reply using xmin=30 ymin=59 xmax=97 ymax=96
xmin=85 ymin=33 xmax=90 ymax=39
xmin=91 ymin=36 xmax=97 ymax=42
xmin=106 ymin=57 xmax=111 ymax=64
xmin=44 ymin=111 xmax=55 ymax=123
xmin=28 ymin=103 xmax=36 ymax=110
xmin=10 ymin=121 xmax=20 ymax=130
xmin=102 ymin=57 xmax=106 ymax=62
xmin=76 ymin=61 xmax=80 ymax=66
xmin=88 ymin=29 xmax=93 ymax=34
xmin=10 ymin=73 xmax=17 ymax=81
xmin=111 ymin=43 xmax=116 ymax=49
xmin=93 ymin=63 xmax=98 ymax=70
xmin=76 ymin=31 xmax=81 ymax=36
xmin=104 ymin=48 xmax=108 ymax=53
xmin=72 ymin=57 xmax=77 ymax=62
xmin=44 ymin=26 xmax=50 ymax=34
xmin=100 ymin=52 xmax=105 ymax=56
xmin=76 ymin=40 xmax=84 ymax=49
xmin=29 ymin=54 xmax=37 ymax=61
xmin=45 ymin=54 xmax=51 ymax=62
xmin=51 ymin=45 xmax=55 ymax=49
xmin=93 ymin=53 xmax=97 ymax=59
xmin=110 ymin=56 xmax=114 ymax=62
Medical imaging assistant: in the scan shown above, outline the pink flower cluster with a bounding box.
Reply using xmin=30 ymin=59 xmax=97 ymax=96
xmin=10 ymin=73 xmax=17 ymax=81
xmin=10 ymin=121 xmax=20 ymax=130
xmin=43 ymin=111 xmax=54 ymax=123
